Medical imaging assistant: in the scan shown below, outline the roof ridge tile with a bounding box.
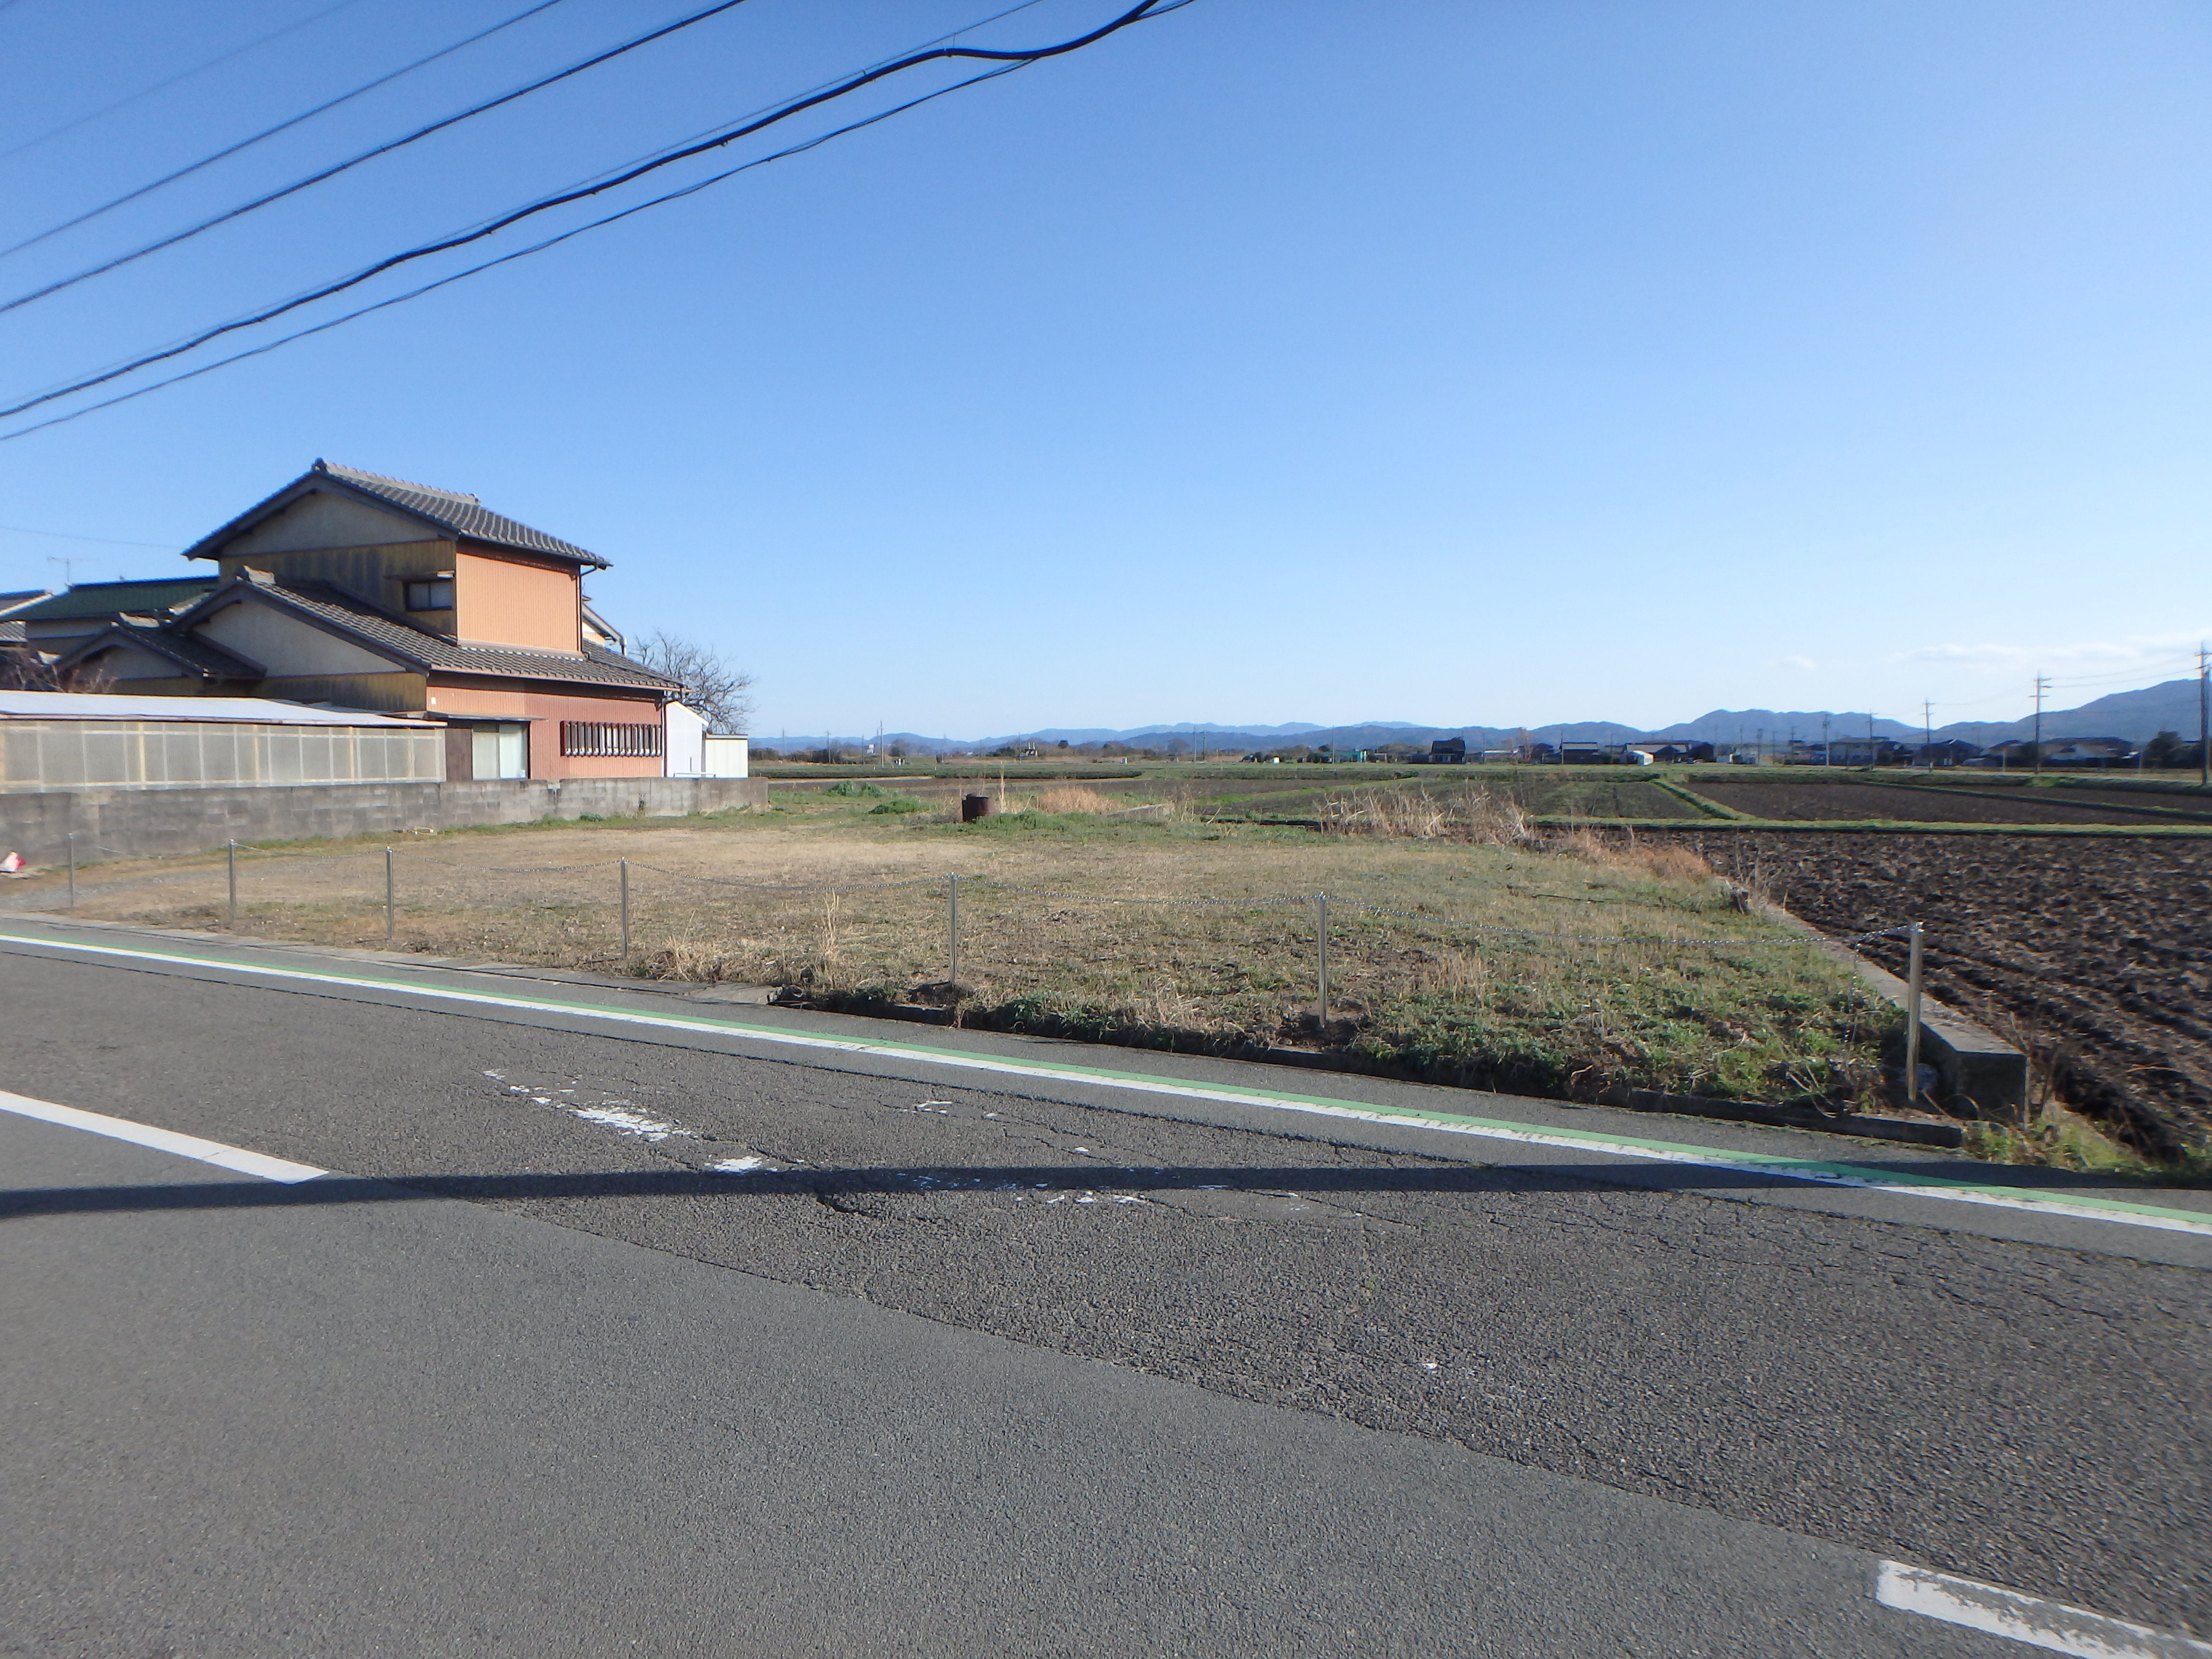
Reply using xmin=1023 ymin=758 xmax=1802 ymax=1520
xmin=315 ymin=458 xmax=480 ymax=502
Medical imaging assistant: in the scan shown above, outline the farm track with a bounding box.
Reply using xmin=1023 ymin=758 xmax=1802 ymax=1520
xmin=1654 ymin=830 xmax=2212 ymax=1154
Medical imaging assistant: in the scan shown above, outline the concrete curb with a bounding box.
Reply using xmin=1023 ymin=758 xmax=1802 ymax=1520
xmin=1753 ymin=897 xmax=2028 ymax=1119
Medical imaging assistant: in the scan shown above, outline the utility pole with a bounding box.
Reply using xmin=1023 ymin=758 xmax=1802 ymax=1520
xmin=1822 ymin=714 xmax=1831 ymax=768
xmin=1923 ymin=700 xmax=1933 ymax=769
xmin=2199 ymin=643 xmax=2209 ymax=788
xmin=2032 ymin=674 xmax=2050 ymax=777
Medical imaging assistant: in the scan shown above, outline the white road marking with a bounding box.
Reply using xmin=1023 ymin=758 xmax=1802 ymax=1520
xmin=1876 ymin=1562 xmax=2212 ymax=1657
xmin=0 ymin=1089 xmax=325 ymax=1183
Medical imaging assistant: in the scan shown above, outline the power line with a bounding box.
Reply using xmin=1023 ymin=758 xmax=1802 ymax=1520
xmin=2048 ymin=657 xmax=2204 ymax=690
xmin=0 ymin=61 xmax=1032 ymax=443
xmin=568 ymin=0 xmax=1055 ymax=193
xmin=2 ymin=0 xmax=575 ymax=262
xmin=0 ymin=0 xmax=1188 ymax=425
xmin=0 ymin=0 xmax=1059 ymax=405
xmin=0 ymin=0 xmax=376 ymax=166
xmin=0 ymin=0 xmax=764 ymax=320
xmin=0 ymin=0 xmax=1062 ymax=427
xmin=0 ymin=522 xmax=177 ymax=548
xmin=1895 ymin=653 xmax=2203 ymax=711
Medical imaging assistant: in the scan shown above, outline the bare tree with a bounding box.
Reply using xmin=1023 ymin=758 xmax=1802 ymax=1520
xmin=633 ymin=630 xmax=756 ymax=734
xmin=0 ymin=650 xmax=110 ymax=693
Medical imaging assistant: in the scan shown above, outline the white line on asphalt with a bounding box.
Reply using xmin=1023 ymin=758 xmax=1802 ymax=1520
xmin=0 ymin=1090 xmax=325 ymax=1183
xmin=5 ymin=926 xmax=2212 ymax=1239
xmin=1876 ymin=1562 xmax=2212 ymax=1657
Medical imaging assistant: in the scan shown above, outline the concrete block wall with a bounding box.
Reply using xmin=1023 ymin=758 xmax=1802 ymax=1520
xmin=0 ymin=776 xmax=769 ymax=863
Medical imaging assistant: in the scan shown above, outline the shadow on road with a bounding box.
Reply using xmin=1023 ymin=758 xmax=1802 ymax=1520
xmin=3 ymin=1157 xmax=1906 ymax=1219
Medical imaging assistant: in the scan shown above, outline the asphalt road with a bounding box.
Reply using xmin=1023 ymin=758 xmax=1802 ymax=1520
xmin=4 ymin=927 xmax=2208 ymax=1655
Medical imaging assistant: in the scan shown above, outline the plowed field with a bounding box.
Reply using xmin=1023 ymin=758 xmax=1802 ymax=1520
xmin=1507 ymin=778 xmax=1703 ymax=818
xmin=1692 ymin=781 xmax=2209 ymax=824
xmin=1658 ymin=830 xmax=2212 ymax=1154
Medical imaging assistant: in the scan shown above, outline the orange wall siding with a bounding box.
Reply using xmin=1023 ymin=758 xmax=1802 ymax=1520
xmin=426 ymin=680 xmax=666 ymax=779
xmin=454 ymin=548 xmax=579 ymax=651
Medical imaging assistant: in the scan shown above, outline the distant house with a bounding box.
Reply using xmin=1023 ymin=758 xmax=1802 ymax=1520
xmin=0 ymin=589 xmax=47 ymax=672
xmin=12 ymin=579 xmax=217 ymax=657
xmin=1810 ymin=737 xmax=1913 ymax=766
xmin=1414 ymin=737 xmax=1467 ymax=765
xmin=39 ymin=461 xmax=683 ymax=781
xmin=2041 ymin=737 xmax=2135 ymax=768
xmin=1558 ymin=741 xmax=1615 ymax=764
xmin=1975 ymin=737 xmax=2136 ymax=768
xmin=1913 ymin=739 xmax=1984 ymax=767
xmin=1631 ymin=742 xmax=1714 ymax=764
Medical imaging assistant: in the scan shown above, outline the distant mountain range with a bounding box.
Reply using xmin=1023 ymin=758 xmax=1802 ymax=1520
xmin=769 ymin=678 xmax=2206 ymax=754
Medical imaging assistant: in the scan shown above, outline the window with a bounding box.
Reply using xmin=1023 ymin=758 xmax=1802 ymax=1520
xmin=404 ymin=578 xmax=456 ymax=611
xmin=561 ymin=721 xmax=663 ymax=758
xmin=471 ymin=722 xmax=528 ymax=780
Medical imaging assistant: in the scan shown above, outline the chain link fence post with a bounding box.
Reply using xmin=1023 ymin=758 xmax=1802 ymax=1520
xmin=1904 ymin=919 xmax=1924 ymax=1106
xmin=385 ymin=847 xmax=396 ymax=946
xmin=619 ymin=858 xmax=631 ymax=961
xmin=947 ymin=872 xmax=960 ymax=989
xmin=1315 ymin=891 xmax=1330 ymax=1026
xmin=226 ymin=841 xmax=237 ymax=930
xmin=65 ymin=832 xmax=75 ymax=910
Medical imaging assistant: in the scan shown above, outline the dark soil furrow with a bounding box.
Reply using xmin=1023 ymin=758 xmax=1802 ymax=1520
xmin=1653 ymin=830 xmax=2211 ymax=1155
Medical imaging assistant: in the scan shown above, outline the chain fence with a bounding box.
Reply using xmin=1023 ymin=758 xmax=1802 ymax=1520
xmin=0 ymin=832 xmax=1937 ymax=1116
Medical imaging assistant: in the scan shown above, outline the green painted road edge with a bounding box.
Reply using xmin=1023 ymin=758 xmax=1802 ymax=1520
xmin=1527 ymin=817 xmax=2212 ymax=837
xmin=5 ymin=923 xmax=2209 ymax=1240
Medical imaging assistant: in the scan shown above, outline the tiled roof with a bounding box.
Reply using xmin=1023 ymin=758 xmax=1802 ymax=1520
xmin=314 ymin=461 xmax=606 ymax=567
xmin=0 ymin=620 xmax=24 ymax=645
xmin=195 ymin=579 xmax=679 ymax=694
xmin=9 ymin=578 xmax=216 ymax=621
xmin=0 ymin=589 xmax=49 ymax=616
xmin=180 ymin=460 xmax=608 ymax=568
xmin=62 ymin=622 xmax=264 ymax=680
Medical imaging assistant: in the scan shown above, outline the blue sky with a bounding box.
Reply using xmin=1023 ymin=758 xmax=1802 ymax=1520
xmin=0 ymin=0 xmax=2205 ymax=739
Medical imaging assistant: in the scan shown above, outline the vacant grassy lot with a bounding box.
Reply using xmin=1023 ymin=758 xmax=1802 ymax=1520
xmin=5 ymin=790 xmax=1900 ymax=1111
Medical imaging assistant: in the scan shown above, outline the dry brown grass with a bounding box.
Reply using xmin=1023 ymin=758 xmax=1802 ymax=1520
xmin=1554 ymin=828 xmax=1715 ymax=885
xmin=1322 ymin=783 xmax=1532 ymax=845
xmin=0 ymin=794 xmax=1892 ymax=1108
xmin=1031 ymin=784 xmax=1127 ymax=815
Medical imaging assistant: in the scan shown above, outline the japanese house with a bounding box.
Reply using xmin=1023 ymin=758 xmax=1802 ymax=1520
xmin=49 ymin=461 xmax=681 ymax=780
